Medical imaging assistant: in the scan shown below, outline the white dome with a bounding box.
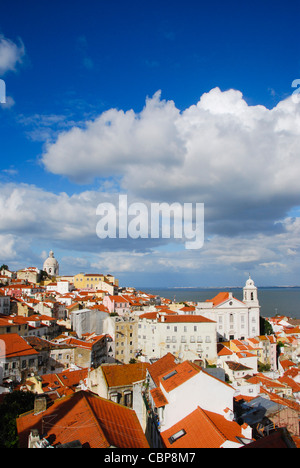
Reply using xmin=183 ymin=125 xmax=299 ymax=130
xmin=43 ymin=250 xmax=59 ymax=276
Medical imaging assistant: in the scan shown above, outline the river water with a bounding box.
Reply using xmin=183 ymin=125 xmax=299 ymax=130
xmin=142 ymin=287 xmax=300 ymax=319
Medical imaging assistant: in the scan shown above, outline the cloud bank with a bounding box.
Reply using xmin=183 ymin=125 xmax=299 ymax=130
xmin=42 ymin=88 xmax=300 ymax=233
xmin=1 ymin=88 xmax=300 ymax=285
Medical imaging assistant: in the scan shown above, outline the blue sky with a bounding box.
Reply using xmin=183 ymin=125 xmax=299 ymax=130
xmin=0 ymin=0 xmax=300 ymax=288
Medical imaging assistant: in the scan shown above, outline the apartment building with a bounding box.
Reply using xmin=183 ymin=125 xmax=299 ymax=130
xmin=138 ymin=312 xmax=217 ymax=365
xmin=113 ymin=315 xmax=138 ymax=364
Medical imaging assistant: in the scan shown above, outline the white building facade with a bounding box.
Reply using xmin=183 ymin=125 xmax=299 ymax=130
xmin=138 ymin=313 xmax=217 ymax=365
xmin=196 ymin=276 xmax=260 ymax=342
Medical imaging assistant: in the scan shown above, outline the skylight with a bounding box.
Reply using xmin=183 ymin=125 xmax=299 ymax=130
xmin=162 ymin=370 xmax=177 ymax=381
xmin=168 ymin=429 xmax=186 ymax=444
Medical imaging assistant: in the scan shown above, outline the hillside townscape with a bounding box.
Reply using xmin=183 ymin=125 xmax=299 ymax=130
xmin=0 ymin=252 xmax=299 ymax=449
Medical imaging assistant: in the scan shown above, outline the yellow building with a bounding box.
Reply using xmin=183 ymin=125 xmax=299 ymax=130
xmin=73 ymin=273 xmax=105 ymax=289
xmin=73 ymin=273 xmax=118 ymax=293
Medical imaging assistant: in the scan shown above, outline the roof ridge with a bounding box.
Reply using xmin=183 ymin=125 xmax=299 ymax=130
xmin=80 ymin=391 xmax=110 ymax=447
xmin=197 ymin=406 xmax=227 ymax=444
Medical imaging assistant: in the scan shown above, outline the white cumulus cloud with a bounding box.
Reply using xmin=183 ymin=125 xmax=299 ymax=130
xmin=0 ymin=35 xmax=25 ymax=75
xmin=41 ymin=88 xmax=300 ymax=237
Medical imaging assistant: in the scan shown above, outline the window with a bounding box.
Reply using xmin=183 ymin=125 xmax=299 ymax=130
xmin=124 ymin=392 xmax=132 ymax=407
xmin=111 ymin=393 xmax=119 ymax=403
xmin=174 ymin=326 xmax=177 ymax=332
xmin=194 ymin=326 xmax=197 ymax=332
xmin=162 ymin=370 xmax=177 ymax=381
xmin=168 ymin=429 xmax=186 ymax=444
xmin=184 ymin=326 xmax=187 ymax=333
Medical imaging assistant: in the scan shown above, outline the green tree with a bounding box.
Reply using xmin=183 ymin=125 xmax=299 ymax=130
xmin=0 ymin=391 xmax=35 ymax=448
xmin=260 ymin=316 xmax=273 ymax=335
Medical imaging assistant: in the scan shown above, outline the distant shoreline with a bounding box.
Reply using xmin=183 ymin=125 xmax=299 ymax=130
xmin=141 ymin=286 xmax=300 ymax=290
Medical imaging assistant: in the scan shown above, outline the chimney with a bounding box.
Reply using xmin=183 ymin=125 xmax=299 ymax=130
xmin=28 ymin=429 xmax=40 ymax=448
xmin=34 ymin=396 xmax=47 ymax=415
xmin=223 ymin=407 xmax=234 ymax=421
xmin=241 ymin=423 xmax=252 ymax=440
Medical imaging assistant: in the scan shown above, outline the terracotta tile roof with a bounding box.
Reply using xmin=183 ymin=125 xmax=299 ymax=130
xmin=40 ymin=368 xmax=89 ymax=393
xmin=206 ymin=292 xmax=245 ymax=307
xmin=225 ymin=361 xmax=252 ymax=372
xmin=109 ymin=295 xmax=130 ymax=303
xmin=161 ymin=315 xmax=215 ymax=323
xmin=206 ymin=292 xmax=230 ymax=306
xmin=179 ymin=306 xmax=196 ymax=312
xmin=150 ymin=387 xmax=169 ymax=407
xmin=0 ymin=333 xmax=38 ymax=358
xmin=17 ymin=390 xmax=149 ymax=448
xmin=62 ymin=337 xmax=94 ymax=350
xmin=147 ymin=353 xmax=177 ymax=387
xmin=217 ymin=344 xmax=234 ymax=356
xmin=139 ymin=313 xmax=215 ymax=323
xmin=278 ymin=375 xmax=300 ymax=394
xmin=159 ymin=361 xmax=200 ymax=392
xmin=284 ymin=326 xmax=300 ymax=335
xmin=280 ymin=359 xmax=296 ymax=371
xmin=260 ymin=387 xmax=300 ymax=413
xmin=246 ymin=373 xmax=286 ymax=390
xmin=101 ymin=362 xmax=150 ymax=387
xmin=284 ymin=367 xmax=300 ymax=379
xmin=161 ymin=406 xmax=247 ymax=448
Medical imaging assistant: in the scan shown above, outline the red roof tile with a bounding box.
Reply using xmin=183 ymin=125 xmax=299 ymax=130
xmin=150 ymin=387 xmax=169 ymax=407
xmin=17 ymin=390 xmax=149 ymax=448
xmin=161 ymin=406 xmax=247 ymax=448
xmin=0 ymin=333 xmax=38 ymax=358
xmin=159 ymin=361 xmax=200 ymax=392
xmin=148 ymin=353 xmax=177 ymax=387
xmin=101 ymin=362 xmax=150 ymax=387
